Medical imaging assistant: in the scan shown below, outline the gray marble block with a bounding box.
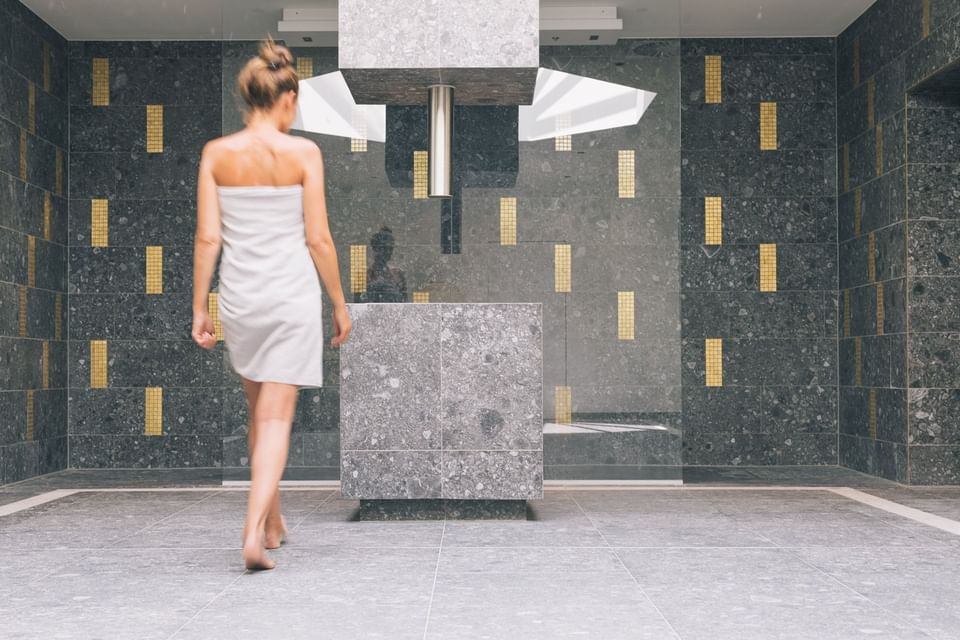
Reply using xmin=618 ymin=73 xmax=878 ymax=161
xmin=340 ymin=303 xmax=543 ymax=500
xmin=338 ymin=0 xmax=539 ymax=104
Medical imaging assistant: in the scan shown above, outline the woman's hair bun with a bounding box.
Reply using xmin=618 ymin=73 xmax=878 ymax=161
xmin=258 ymin=38 xmax=293 ymax=70
xmin=237 ymin=36 xmax=299 ymax=112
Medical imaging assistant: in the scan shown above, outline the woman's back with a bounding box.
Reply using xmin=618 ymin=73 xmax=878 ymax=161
xmin=207 ymin=127 xmax=311 ymax=188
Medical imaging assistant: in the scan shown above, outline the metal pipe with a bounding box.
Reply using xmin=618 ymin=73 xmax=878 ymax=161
xmin=428 ymin=85 xmax=454 ymax=198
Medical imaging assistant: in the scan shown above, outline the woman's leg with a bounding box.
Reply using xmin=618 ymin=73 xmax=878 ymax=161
xmin=241 ymin=380 xmax=298 ymax=570
xmin=242 ymin=378 xmax=287 ymax=549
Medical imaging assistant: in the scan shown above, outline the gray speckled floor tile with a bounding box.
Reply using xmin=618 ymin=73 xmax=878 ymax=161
xmin=618 ymin=547 xmax=936 ymax=640
xmin=0 ymin=605 xmax=192 ymax=640
xmin=171 ymin=602 xmax=428 ymax=640
xmin=591 ymin=511 xmax=777 ymax=547
xmin=218 ymin=547 xmax=438 ymax=606
xmin=425 ymin=573 xmax=679 ymax=640
xmin=795 ymin=546 xmax=960 ymax=640
xmin=4 ymin=548 xmax=241 ymax=613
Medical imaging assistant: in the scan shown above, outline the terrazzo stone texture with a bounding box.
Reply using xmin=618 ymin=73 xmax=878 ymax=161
xmin=4 ymin=487 xmax=960 ymax=638
xmin=680 ymin=38 xmax=839 ymax=467
xmin=338 ymin=0 xmax=538 ymax=104
xmin=838 ymin=0 xmax=960 ymax=484
xmin=340 ymin=303 xmax=542 ymax=501
xmin=0 ymin=0 xmax=69 ymax=484
xmin=356 ymin=498 xmax=529 ymax=520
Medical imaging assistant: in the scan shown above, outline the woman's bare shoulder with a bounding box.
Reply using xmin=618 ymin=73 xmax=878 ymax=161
xmin=201 ymin=132 xmax=244 ymax=157
xmin=283 ymin=133 xmax=322 ymax=158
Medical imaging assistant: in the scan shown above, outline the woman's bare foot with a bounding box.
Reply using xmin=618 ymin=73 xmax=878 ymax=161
xmin=264 ymin=515 xmax=288 ymax=550
xmin=242 ymin=531 xmax=276 ymax=571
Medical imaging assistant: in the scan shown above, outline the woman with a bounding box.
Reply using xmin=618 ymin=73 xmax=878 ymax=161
xmin=191 ymin=39 xmax=351 ymax=571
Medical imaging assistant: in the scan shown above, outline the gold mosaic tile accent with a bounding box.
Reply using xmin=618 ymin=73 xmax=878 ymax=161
xmin=923 ymin=0 xmax=932 ymax=38
xmin=555 ymin=135 xmax=572 ymax=151
xmin=208 ymin=292 xmax=223 ymax=341
xmin=25 ymin=390 xmax=34 ymax=441
xmin=146 ymin=105 xmax=164 ymax=154
xmin=704 ymin=197 xmax=722 ymax=245
xmin=868 ymin=387 xmax=878 ymax=439
xmin=875 ymin=123 xmax=883 ymax=177
xmin=92 ymin=58 xmax=109 ymax=106
xmin=350 ymin=138 xmax=368 ymax=152
xmin=760 ymin=102 xmax=778 ymax=151
xmin=91 ymin=199 xmax=109 ymax=247
xmin=296 ymin=57 xmax=313 ymax=79
xmin=413 ymin=292 xmax=430 ymax=303
xmin=55 ymin=148 xmax=63 ymax=196
xmin=27 ymin=81 xmax=36 ymax=134
xmin=855 ymin=337 xmax=863 ymax=386
xmin=617 ymin=150 xmax=635 ymax=199
xmin=844 ymin=289 xmax=852 ymax=337
xmin=54 ymin=293 xmax=62 ymax=340
xmin=867 ymin=78 xmax=876 ymax=129
xmin=853 ymin=37 xmax=861 ymax=87
xmin=876 ymin=281 xmax=885 ymax=337
xmin=145 ymin=387 xmax=163 ymax=436
xmin=145 ymin=246 xmax=163 ymax=294
xmin=554 ymin=244 xmax=571 ymax=293
xmin=868 ymin=232 xmax=877 ymax=283
xmin=42 ymin=42 xmax=52 ymax=93
xmin=19 ymin=128 xmax=27 ymax=181
xmin=705 ymin=55 xmax=722 ymax=104
xmin=18 ymin=286 xmax=27 ymax=337
xmin=554 ymin=385 xmax=572 ymax=424
xmin=617 ymin=291 xmax=635 ymax=341
xmin=43 ymin=192 xmax=52 ymax=241
xmin=42 ymin=341 xmax=49 ymax=389
xmin=759 ymin=243 xmax=777 ymax=293
xmin=90 ymin=340 xmax=108 ymax=388
xmin=27 ymin=235 xmax=36 ymax=287
xmin=500 ymin=197 xmax=517 ymax=246
xmin=705 ymin=338 xmax=723 ymax=387
xmin=350 ymin=244 xmax=367 ymax=293
xmin=854 ymin=188 xmax=862 ymax=236
xmin=413 ymin=150 xmax=428 ymax=199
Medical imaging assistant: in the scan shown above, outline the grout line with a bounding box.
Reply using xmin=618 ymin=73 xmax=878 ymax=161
xmin=421 ymin=520 xmax=445 ymax=640
xmin=166 ymin=569 xmax=250 ymax=640
xmin=828 ymin=487 xmax=960 ymax=536
xmin=288 ymin=487 xmax=338 ymax=535
xmin=111 ymin=490 xmax=225 ymax=544
xmin=0 ymin=489 xmax=78 ymax=516
xmin=783 ymin=546 xmax=940 ymax=640
xmin=568 ymin=493 xmax=683 ymax=640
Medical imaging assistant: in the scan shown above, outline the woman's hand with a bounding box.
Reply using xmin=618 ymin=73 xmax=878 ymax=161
xmin=331 ymin=305 xmax=352 ymax=347
xmin=192 ymin=308 xmax=218 ymax=350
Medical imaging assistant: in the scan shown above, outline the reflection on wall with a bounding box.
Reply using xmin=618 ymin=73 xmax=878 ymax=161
xmin=0 ymin=1 xmax=69 ymax=483
xmin=225 ymin=40 xmax=685 ymax=478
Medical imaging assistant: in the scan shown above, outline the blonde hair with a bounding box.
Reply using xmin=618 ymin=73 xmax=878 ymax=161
xmin=237 ymin=38 xmax=299 ymax=112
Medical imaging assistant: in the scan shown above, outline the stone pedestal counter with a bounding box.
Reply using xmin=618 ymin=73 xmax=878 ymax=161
xmin=340 ymin=303 xmax=543 ymax=512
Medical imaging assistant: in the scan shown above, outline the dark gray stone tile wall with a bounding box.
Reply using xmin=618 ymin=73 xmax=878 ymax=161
xmin=679 ymin=38 xmax=839 ymax=467
xmin=838 ymin=0 xmax=960 ymax=484
xmin=66 ymin=40 xmax=226 ymax=471
xmin=0 ymin=0 xmax=68 ymax=484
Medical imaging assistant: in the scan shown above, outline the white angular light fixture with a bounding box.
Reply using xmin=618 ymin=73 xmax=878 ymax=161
xmin=291 ymin=70 xmax=386 ymax=142
xmin=518 ymin=67 xmax=657 ymax=141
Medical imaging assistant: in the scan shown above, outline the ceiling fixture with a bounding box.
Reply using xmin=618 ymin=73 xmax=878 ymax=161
xmin=277 ymin=7 xmax=337 ymax=47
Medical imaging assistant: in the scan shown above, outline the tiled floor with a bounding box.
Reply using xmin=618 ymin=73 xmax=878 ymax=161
xmin=1 ymin=475 xmax=959 ymax=639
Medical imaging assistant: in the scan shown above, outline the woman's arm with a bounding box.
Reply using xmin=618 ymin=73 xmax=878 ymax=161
xmin=191 ymin=142 xmax=222 ymax=350
xmin=302 ymin=142 xmax=351 ymax=347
